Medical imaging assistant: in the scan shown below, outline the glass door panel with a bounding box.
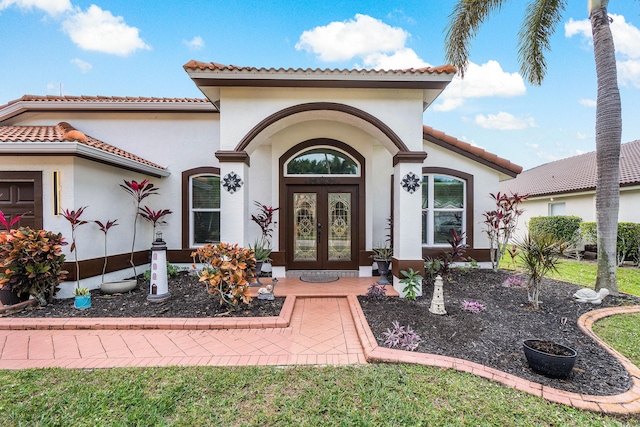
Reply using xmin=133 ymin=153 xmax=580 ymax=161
xmin=293 ymin=193 xmax=317 ymax=261
xmin=328 ymin=192 xmax=351 ymax=261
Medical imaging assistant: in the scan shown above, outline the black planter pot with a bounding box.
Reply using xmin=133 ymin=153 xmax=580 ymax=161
xmin=523 ymin=339 xmax=577 ymax=379
xmin=375 ymin=259 xmax=391 ymax=285
xmin=0 ymin=288 xmax=29 ymax=306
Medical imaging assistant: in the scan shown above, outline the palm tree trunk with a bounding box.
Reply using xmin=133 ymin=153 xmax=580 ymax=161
xmin=591 ymin=5 xmax=621 ymax=294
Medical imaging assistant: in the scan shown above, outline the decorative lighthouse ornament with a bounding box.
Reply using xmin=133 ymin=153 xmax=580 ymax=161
xmin=147 ymin=231 xmax=170 ymax=302
xmin=429 ymin=275 xmax=447 ymax=315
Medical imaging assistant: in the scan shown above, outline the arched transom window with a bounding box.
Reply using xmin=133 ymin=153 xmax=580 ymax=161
xmin=285 ymin=147 xmax=360 ymax=176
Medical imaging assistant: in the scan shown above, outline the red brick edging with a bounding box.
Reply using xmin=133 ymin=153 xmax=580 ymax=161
xmin=346 ymin=295 xmax=640 ymax=415
xmin=0 ymin=295 xmax=296 ymax=331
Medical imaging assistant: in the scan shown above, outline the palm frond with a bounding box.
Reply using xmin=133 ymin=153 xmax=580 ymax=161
xmin=444 ymin=0 xmax=507 ymax=77
xmin=518 ymin=0 xmax=567 ymax=85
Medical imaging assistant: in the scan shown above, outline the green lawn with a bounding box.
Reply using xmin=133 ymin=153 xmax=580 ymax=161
xmin=501 ymin=257 xmax=640 ymax=296
xmin=593 ymin=312 xmax=640 ymax=367
xmin=0 ymin=364 xmax=637 ymax=426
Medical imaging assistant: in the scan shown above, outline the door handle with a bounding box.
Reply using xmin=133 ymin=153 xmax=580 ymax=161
xmin=317 ymin=223 xmax=322 ymax=238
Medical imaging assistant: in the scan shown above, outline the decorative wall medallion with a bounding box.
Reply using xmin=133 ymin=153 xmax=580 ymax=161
xmin=401 ymin=172 xmax=421 ymax=194
xmin=223 ymin=172 xmax=243 ymax=193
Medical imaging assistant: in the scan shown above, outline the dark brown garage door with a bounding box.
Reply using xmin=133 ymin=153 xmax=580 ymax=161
xmin=0 ymin=172 xmax=43 ymax=230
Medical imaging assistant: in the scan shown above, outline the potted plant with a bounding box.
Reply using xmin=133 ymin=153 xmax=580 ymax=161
xmin=250 ymin=201 xmax=279 ymax=274
xmin=522 ymin=339 xmax=577 ymax=378
xmin=73 ymin=286 xmax=91 ymax=310
xmin=371 ymin=244 xmax=393 ymax=285
xmin=249 ymin=238 xmax=272 ymax=286
xmin=0 ymin=227 xmax=67 ymax=305
xmin=61 ymin=206 xmax=88 ymax=292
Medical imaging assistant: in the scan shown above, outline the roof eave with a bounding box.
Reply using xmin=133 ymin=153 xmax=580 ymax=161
xmin=0 ymin=142 xmax=170 ymax=178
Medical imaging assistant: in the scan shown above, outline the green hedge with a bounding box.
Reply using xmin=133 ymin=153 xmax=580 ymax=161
xmin=528 ymin=216 xmax=582 ymax=242
xmin=580 ymin=221 xmax=640 ymax=264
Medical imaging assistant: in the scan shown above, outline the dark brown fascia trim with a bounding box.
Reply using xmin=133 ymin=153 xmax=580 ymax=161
xmin=236 ymin=102 xmax=408 ymax=153
xmin=391 ymin=258 xmax=425 ymax=278
xmin=215 ymin=151 xmax=250 ymax=165
xmin=63 ymin=250 xmax=150 ymax=280
xmin=393 ymin=151 xmax=427 ymax=166
xmin=423 ymin=133 xmax=518 ymax=178
xmin=191 ymin=77 xmax=450 ymax=91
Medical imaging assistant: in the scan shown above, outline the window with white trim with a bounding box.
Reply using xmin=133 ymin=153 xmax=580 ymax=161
xmin=422 ymin=175 xmax=466 ymax=245
xmin=190 ymin=174 xmax=220 ymax=246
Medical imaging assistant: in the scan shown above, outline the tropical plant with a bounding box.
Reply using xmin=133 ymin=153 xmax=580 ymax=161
xmin=365 ymin=282 xmax=387 ymax=301
xmin=371 ymin=244 xmax=393 ymax=261
xmin=399 ymin=268 xmax=423 ymax=301
xmin=120 ymin=179 xmax=158 ymax=277
xmin=445 ymin=0 xmax=622 ymax=293
xmin=74 ymin=287 xmax=90 ymax=297
xmin=191 ymin=242 xmax=255 ymax=310
xmin=383 ymin=321 xmax=421 ymax=351
xmin=250 ymin=201 xmax=279 ymax=244
xmin=482 ymin=192 xmax=528 ymax=271
xmin=0 ymin=227 xmax=67 ymax=304
xmin=94 ymin=219 xmax=118 ymax=283
xmin=139 ymin=206 xmax=172 ymax=238
xmin=516 ymin=233 xmax=566 ymax=310
xmin=144 ymin=262 xmax=180 ymax=281
xmin=0 ymin=194 xmax=23 ymax=232
xmin=424 ymin=228 xmax=468 ymax=282
xmin=249 ymin=238 xmax=272 ymax=262
xmin=61 ymin=206 xmax=89 ymax=290
xmin=461 ymin=300 xmax=486 ymax=313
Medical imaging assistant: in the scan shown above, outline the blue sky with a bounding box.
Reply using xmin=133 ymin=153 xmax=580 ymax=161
xmin=1 ymin=0 xmax=639 ymax=170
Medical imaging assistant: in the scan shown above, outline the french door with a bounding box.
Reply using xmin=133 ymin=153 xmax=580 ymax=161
xmin=286 ymin=185 xmax=358 ymax=270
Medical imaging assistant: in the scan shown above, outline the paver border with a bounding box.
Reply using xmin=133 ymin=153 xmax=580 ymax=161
xmin=0 ymin=295 xmax=296 ymax=330
xmin=347 ymin=294 xmax=640 ymax=416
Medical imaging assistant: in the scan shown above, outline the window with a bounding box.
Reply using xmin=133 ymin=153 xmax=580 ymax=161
xmin=422 ymin=175 xmax=465 ymax=245
xmin=190 ymin=174 xmax=220 ymax=246
xmin=285 ymin=147 xmax=359 ymax=176
xmin=549 ymin=202 xmax=566 ymax=216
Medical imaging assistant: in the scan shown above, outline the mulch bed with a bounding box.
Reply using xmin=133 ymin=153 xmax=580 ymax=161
xmin=359 ymin=268 xmax=640 ymax=396
xmin=6 ymin=267 xmax=640 ymax=397
xmin=8 ymin=271 xmax=285 ymax=319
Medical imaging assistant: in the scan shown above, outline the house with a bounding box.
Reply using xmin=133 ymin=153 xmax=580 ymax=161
xmin=0 ymin=60 xmax=522 ymax=297
xmin=500 ymin=140 xmax=640 ymax=236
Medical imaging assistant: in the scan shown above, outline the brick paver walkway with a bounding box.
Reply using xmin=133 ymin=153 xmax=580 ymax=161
xmin=0 ymin=297 xmax=366 ymax=369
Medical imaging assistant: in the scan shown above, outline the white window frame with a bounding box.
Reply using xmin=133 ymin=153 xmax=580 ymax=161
xmin=422 ymin=174 xmax=466 ymax=247
xmin=189 ymin=173 xmax=221 ymax=248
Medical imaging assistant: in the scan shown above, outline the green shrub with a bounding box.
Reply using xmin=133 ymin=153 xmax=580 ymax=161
xmin=529 ymin=216 xmax=582 ymax=243
xmin=144 ymin=262 xmax=181 ymax=281
xmin=516 ymin=233 xmax=565 ymax=310
xmin=0 ymin=227 xmax=67 ymax=304
xmin=580 ymin=221 xmax=640 ymax=265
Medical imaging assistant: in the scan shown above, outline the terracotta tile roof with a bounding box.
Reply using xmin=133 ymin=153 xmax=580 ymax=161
xmin=184 ymin=60 xmax=457 ymax=75
xmin=422 ymin=125 xmax=523 ymax=177
xmin=1 ymin=94 xmax=210 ymax=108
xmin=0 ymin=122 xmax=166 ymax=170
xmin=500 ymin=140 xmax=640 ymax=197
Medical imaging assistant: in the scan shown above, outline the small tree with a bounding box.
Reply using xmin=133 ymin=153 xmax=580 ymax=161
xmin=120 ymin=179 xmax=158 ymax=277
xmin=94 ymin=219 xmax=118 ymax=283
xmin=516 ymin=233 xmax=565 ymax=310
xmin=139 ymin=206 xmax=172 ymax=238
xmin=251 ymin=201 xmax=279 ymax=246
xmin=483 ymin=192 xmax=528 ymax=271
xmin=61 ymin=206 xmax=89 ymax=290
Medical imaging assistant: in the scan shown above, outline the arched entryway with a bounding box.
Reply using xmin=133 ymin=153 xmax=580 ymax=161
xmin=278 ymin=139 xmax=366 ymax=271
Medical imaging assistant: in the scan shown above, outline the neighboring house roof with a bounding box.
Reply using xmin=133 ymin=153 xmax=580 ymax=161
xmin=184 ymin=60 xmax=456 ymax=110
xmin=422 ymin=125 xmax=523 ymax=177
xmin=0 ymin=95 xmax=217 ymax=123
xmin=500 ymin=140 xmax=640 ymax=197
xmin=0 ymin=122 xmax=169 ymax=177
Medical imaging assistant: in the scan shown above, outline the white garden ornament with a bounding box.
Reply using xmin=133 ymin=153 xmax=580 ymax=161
xmin=429 ymin=275 xmax=447 ymax=315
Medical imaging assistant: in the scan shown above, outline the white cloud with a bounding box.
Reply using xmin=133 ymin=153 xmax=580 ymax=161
xmin=71 ymin=57 xmax=91 ymax=73
xmin=474 ymin=111 xmax=536 ymax=130
xmin=183 ymin=36 xmax=204 ymax=50
xmin=576 ymin=132 xmax=587 ymax=139
xmin=566 ymin=14 xmax=640 ymax=87
xmin=579 ymin=98 xmax=596 ymax=107
xmin=0 ymin=0 xmax=71 ymax=15
xmin=359 ymin=47 xmax=429 ymax=70
xmin=526 ymin=142 xmax=539 ymax=149
xmin=296 ymin=14 xmax=411 ymax=63
xmin=433 ymin=60 xmax=526 ymax=111
xmin=62 ymin=5 xmax=150 ymax=56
